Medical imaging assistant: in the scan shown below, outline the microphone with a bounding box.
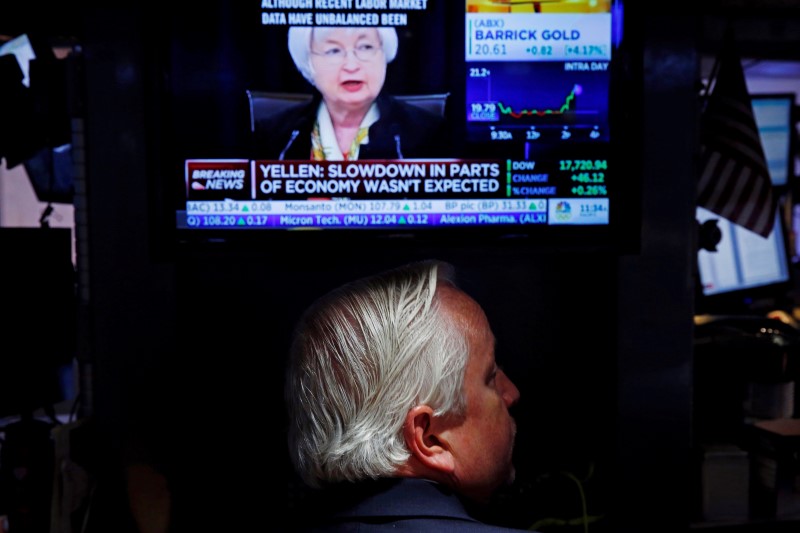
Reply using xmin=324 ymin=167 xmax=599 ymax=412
xmin=279 ymin=130 xmax=300 ymax=161
xmin=392 ymin=123 xmax=403 ymax=159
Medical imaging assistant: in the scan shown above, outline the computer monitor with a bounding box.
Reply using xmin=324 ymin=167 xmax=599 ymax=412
xmin=750 ymin=93 xmax=795 ymax=188
xmin=696 ymin=205 xmax=791 ymax=313
xmin=695 ymin=92 xmax=795 ymax=314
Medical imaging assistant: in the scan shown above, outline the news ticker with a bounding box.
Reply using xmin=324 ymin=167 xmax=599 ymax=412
xmin=180 ymin=197 xmax=609 ymax=229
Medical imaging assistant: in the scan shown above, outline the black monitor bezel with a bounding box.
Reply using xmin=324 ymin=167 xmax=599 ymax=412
xmin=144 ymin=1 xmax=641 ymax=258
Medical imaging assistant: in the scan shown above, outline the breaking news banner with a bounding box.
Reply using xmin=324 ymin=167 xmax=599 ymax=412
xmin=186 ymin=159 xmax=512 ymax=200
xmin=185 ymin=160 xmax=252 ymax=200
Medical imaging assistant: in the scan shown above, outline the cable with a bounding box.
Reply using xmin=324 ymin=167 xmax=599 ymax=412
xmin=562 ymin=470 xmax=589 ymax=533
xmin=527 ymin=462 xmax=603 ymax=532
xmin=68 ymin=392 xmax=82 ymax=423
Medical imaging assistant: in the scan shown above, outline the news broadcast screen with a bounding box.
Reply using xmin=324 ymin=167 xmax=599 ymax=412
xmin=170 ymin=1 xmax=624 ymax=235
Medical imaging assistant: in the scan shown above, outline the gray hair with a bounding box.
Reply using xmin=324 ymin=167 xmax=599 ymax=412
xmin=285 ymin=260 xmax=469 ymax=488
xmin=287 ymin=26 xmax=399 ymax=86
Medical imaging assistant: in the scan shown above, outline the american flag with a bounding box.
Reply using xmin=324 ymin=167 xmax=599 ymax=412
xmin=697 ymin=33 xmax=775 ymax=238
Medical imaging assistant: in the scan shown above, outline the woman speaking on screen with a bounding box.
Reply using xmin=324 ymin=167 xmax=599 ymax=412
xmin=253 ymin=26 xmax=451 ymax=161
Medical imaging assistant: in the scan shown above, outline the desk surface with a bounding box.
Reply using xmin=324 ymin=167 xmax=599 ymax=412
xmin=755 ymin=418 xmax=800 ymax=438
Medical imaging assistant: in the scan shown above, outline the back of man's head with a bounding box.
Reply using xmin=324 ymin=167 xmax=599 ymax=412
xmin=284 ymin=260 xmax=468 ymax=488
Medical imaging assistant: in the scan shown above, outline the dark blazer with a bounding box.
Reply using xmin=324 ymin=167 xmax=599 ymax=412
xmin=251 ymin=93 xmax=452 ymax=160
xmin=291 ymin=478 xmax=534 ymax=532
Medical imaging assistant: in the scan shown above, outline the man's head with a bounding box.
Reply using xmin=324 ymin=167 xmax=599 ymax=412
xmin=285 ymin=260 xmax=520 ymax=503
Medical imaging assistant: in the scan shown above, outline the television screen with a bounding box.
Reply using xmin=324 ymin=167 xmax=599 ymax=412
xmin=163 ymin=1 xmax=631 ymax=246
xmin=750 ymin=94 xmax=795 ymax=188
xmin=696 ymin=205 xmax=790 ymax=305
xmin=695 ymin=93 xmax=795 ymax=310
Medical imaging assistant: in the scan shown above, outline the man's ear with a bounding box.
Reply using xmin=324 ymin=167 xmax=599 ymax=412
xmin=403 ymin=404 xmax=455 ymax=474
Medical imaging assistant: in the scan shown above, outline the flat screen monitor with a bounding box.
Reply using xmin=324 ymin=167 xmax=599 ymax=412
xmin=696 ymin=205 xmax=791 ymax=311
xmin=750 ymin=93 xmax=795 ymax=188
xmin=157 ymin=0 xmax=636 ymax=250
xmin=695 ymin=92 xmax=795 ymax=311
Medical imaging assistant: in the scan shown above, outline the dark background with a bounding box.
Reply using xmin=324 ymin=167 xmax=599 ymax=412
xmin=6 ymin=1 xmax=800 ymax=532
xmin=74 ymin=3 xmax=682 ymax=530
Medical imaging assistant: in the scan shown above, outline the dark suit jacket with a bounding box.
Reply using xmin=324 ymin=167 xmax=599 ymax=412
xmin=291 ymin=478 xmax=534 ymax=532
xmin=251 ymin=93 xmax=452 ymax=160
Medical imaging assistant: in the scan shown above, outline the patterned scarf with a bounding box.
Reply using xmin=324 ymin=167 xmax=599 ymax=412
xmin=310 ymin=122 xmax=369 ymax=161
xmin=310 ymin=102 xmax=379 ymax=161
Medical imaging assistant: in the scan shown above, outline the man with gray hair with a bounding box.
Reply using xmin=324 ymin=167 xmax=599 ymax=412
xmin=285 ymin=259 xmax=530 ymax=531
